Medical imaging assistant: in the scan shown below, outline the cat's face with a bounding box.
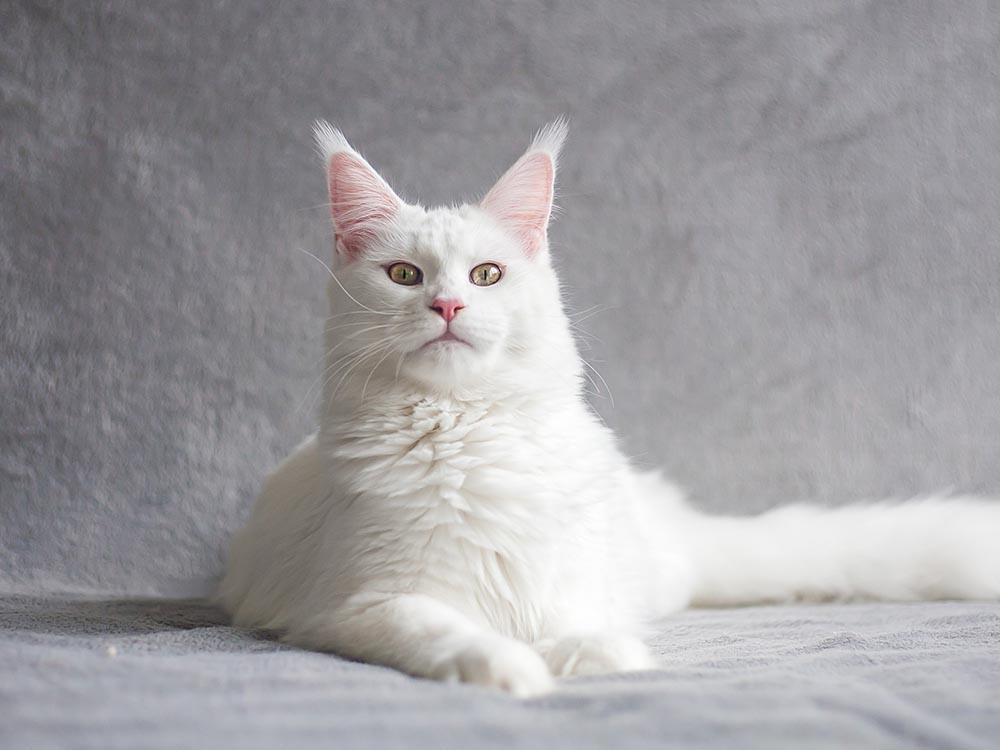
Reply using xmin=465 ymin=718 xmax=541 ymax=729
xmin=316 ymin=121 xmax=574 ymax=395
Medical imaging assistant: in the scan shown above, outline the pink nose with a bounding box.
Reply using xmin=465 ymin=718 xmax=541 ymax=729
xmin=430 ymin=297 xmax=465 ymax=322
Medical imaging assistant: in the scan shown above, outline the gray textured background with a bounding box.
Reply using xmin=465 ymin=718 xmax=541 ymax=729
xmin=3 ymin=0 xmax=1000 ymax=597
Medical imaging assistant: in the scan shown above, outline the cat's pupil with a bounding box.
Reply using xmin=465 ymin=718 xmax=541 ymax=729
xmin=470 ymin=262 xmax=501 ymax=286
xmin=388 ymin=262 xmax=421 ymax=285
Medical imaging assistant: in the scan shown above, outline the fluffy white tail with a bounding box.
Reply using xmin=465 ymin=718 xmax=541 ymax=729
xmin=682 ymin=497 xmax=1000 ymax=607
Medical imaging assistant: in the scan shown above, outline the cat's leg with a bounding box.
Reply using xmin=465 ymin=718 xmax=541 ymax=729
xmin=536 ymin=633 xmax=656 ymax=677
xmin=286 ymin=592 xmax=554 ymax=697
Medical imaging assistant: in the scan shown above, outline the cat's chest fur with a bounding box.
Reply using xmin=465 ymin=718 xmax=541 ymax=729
xmin=318 ymin=392 xmax=617 ymax=639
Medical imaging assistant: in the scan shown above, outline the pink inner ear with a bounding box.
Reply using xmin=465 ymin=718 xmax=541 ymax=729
xmin=327 ymin=152 xmax=400 ymax=259
xmin=481 ymin=152 xmax=554 ymax=256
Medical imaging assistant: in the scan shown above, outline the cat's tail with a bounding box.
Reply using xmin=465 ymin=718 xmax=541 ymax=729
xmin=674 ymin=494 xmax=1000 ymax=607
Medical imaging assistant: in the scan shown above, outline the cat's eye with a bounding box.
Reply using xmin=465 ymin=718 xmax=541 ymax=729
xmin=387 ymin=262 xmax=423 ymax=286
xmin=470 ymin=262 xmax=503 ymax=287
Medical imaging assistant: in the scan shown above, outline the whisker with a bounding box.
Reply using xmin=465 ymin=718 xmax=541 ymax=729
xmin=315 ymin=345 xmax=384 ymax=415
xmin=393 ymin=351 xmax=406 ymax=386
xmin=580 ymin=358 xmax=615 ymax=408
xmin=361 ymin=347 xmax=397 ymax=402
xmin=324 ymin=325 xmax=397 ymax=353
xmin=569 ymin=304 xmax=616 ymax=325
xmin=295 ymin=247 xmax=394 ymax=315
xmin=294 ymin=349 xmax=366 ymax=420
xmin=325 ymin=319 xmax=396 ymax=333
xmin=299 ymin=338 xmax=388 ymax=419
xmin=328 ymin=309 xmax=397 ymax=320
xmin=329 ymin=344 xmax=392 ymax=407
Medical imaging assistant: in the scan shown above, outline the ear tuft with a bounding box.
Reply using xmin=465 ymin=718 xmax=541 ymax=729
xmin=528 ymin=116 xmax=568 ymax=168
xmin=313 ymin=120 xmax=401 ymax=260
xmin=481 ymin=118 xmax=567 ymax=257
xmin=313 ymin=119 xmax=353 ymax=162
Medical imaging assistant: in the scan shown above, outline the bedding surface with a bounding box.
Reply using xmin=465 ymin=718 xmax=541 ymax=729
xmin=2 ymin=595 xmax=999 ymax=750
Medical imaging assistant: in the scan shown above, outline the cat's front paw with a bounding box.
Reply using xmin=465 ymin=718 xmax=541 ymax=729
xmin=542 ymin=633 xmax=655 ymax=677
xmin=430 ymin=636 xmax=554 ymax=697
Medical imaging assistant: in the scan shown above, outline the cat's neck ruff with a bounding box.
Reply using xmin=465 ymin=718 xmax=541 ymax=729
xmin=320 ymin=345 xmax=584 ymax=422
xmin=322 ymin=373 xmax=583 ymax=432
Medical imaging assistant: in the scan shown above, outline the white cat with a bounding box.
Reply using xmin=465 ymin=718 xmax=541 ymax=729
xmin=219 ymin=121 xmax=1000 ymax=696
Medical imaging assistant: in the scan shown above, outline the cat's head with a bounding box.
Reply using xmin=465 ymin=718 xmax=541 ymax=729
xmin=314 ymin=121 xmax=579 ymax=399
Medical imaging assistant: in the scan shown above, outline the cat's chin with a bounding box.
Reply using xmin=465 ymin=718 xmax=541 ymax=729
xmin=419 ymin=333 xmax=473 ymax=350
xmin=401 ymin=340 xmax=498 ymax=389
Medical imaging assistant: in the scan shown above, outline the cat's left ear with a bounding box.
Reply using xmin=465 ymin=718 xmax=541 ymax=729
xmin=313 ymin=121 xmax=402 ymax=260
xmin=480 ymin=118 xmax=567 ymax=257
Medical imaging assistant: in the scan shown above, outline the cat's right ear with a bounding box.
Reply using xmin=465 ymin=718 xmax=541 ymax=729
xmin=313 ymin=121 xmax=401 ymax=260
xmin=480 ymin=118 xmax=567 ymax=258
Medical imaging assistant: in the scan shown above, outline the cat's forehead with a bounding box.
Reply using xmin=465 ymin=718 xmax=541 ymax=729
xmin=407 ymin=205 xmax=508 ymax=260
xmin=412 ymin=207 xmax=464 ymax=250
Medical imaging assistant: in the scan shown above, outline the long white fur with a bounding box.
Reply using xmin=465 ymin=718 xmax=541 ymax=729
xmin=220 ymin=122 xmax=1000 ymax=697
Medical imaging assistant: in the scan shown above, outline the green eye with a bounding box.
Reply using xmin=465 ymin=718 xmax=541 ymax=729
xmin=387 ymin=262 xmax=422 ymax=286
xmin=470 ymin=262 xmax=503 ymax=287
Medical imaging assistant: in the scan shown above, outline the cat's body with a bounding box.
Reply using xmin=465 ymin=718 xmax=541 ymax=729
xmin=220 ymin=122 xmax=1000 ymax=696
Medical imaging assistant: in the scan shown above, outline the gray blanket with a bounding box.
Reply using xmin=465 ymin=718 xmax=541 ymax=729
xmin=3 ymin=596 xmax=999 ymax=750
xmin=4 ymin=1 xmax=1000 ymax=747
